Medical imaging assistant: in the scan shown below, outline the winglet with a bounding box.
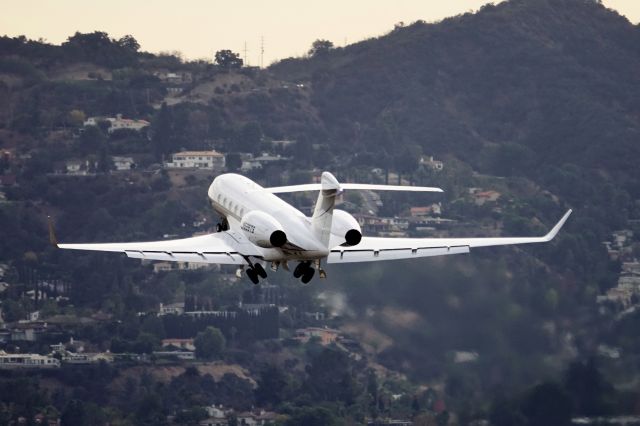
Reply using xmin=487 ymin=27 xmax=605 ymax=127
xmin=47 ymin=216 xmax=59 ymax=248
xmin=543 ymin=209 xmax=572 ymax=241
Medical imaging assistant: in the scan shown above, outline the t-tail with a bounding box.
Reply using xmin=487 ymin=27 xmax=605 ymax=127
xmin=311 ymin=171 xmax=340 ymax=247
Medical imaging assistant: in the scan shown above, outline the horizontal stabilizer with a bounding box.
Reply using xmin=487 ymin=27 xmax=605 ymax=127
xmin=266 ymin=183 xmax=443 ymax=193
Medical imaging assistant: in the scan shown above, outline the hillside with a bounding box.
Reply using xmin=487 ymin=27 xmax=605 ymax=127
xmin=1 ymin=0 xmax=640 ymax=423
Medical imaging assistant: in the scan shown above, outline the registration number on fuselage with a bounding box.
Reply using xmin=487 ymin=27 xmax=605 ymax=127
xmin=241 ymin=222 xmax=255 ymax=234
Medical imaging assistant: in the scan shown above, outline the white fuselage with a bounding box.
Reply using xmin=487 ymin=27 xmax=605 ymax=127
xmin=207 ymin=174 xmax=330 ymax=262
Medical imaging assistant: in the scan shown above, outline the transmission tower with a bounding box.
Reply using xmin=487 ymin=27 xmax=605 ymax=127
xmin=260 ymin=36 xmax=265 ymax=68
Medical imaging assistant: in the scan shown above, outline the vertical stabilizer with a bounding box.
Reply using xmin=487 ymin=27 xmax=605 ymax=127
xmin=312 ymin=172 xmax=340 ymax=247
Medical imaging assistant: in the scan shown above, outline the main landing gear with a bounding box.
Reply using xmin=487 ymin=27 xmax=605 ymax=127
xmin=240 ymin=259 xmax=325 ymax=285
xmin=244 ymin=263 xmax=267 ymax=285
xmin=215 ymin=218 xmax=229 ymax=232
xmin=293 ymin=261 xmax=316 ymax=284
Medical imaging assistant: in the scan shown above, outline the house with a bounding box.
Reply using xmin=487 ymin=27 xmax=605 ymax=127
xmin=271 ymin=139 xmax=296 ymax=149
xmin=153 ymin=350 xmax=195 ymax=360
xmin=295 ymin=327 xmax=340 ymax=345
xmin=26 ymin=311 xmax=40 ymax=322
xmin=153 ymin=262 xmax=173 ymax=273
xmin=236 ymin=410 xmax=279 ymax=426
xmin=165 ymin=150 xmax=225 ymax=170
xmin=112 ymin=156 xmax=135 ymax=171
xmin=453 ymin=351 xmax=479 ymax=363
xmin=65 ymin=159 xmax=95 ymax=175
xmin=10 ymin=328 xmax=43 ymax=342
xmin=0 ymin=352 xmax=60 ymax=369
xmin=161 ymin=338 xmax=195 ymax=351
xmin=420 ymin=155 xmax=444 ymax=171
xmin=62 ymin=352 xmax=114 ymax=364
xmin=153 ymin=71 xmax=192 ymax=85
xmin=84 ymin=114 xmax=150 ymax=134
xmin=199 ymin=405 xmax=229 ymax=426
xmin=409 ymin=203 xmax=442 ymax=217
xmin=158 ymin=302 xmax=185 ymax=316
xmin=240 ymin=153 xmax=289 ymax=172
xmin=472 ymin=190 xmax=501 ymax=206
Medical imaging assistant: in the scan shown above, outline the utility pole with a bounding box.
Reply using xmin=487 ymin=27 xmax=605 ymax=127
xmin=243 ymin=41 xmax=249 ymax=66
xmin=260 ymin=36 xmax=265 ymax=68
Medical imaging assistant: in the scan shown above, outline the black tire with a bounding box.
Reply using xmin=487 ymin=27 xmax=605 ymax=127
xmin=293 ymin=262 xmax=307 ymax=278
xmin=254 ymin=263 xmax=267 ymax=279
xmin=301 ymin=267 xmax=315 ymax=284
xmin=246 ymin=268 xmax=259 ymax=285
xmin=216 ymin=224 xmax=222 ymax=232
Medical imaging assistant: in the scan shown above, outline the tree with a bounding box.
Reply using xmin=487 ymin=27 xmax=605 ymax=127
xmin=563 ymin=359 xmax=615 ymax=416
xmin=236 ymin=121 xmax=262 ymax=153
xmin=68 ymin=109 xmax=86 ymax=127
xmin=308 ymin=39 xmax=334 ymax=56
xmin=151 ymin=103 xmax=174 ymax=159
xmin=117 ymin=35 xmax=140 ymax=52
xmin=225 ymin=152 xmax=243 ymax=172
xmin=194 ymin=326 xmax=226 ymax=359
xmin=61 ymin=399 xmax=88 ymax=426
xmin=255 ymin=364 xmax=289 ymax=407
xmin=522 ymin=382 xmax=572 ymax=426
xmin=215 ymin=50 xmax=243 ymax=69
xmin=78 ymin=124 xmax=107 ymax=156
xmin=2 ymin=299 xmax=26 ymax=322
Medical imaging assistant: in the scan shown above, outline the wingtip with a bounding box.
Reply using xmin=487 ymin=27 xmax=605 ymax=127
xmin=544 ymin=209 xmax=572 ymax=241
xmin=47 ymin=215 xmax=59 ymax=248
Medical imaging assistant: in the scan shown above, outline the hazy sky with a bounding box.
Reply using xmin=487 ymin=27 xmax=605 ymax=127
xmin=2 ymin=0 xmax=638 ymax=66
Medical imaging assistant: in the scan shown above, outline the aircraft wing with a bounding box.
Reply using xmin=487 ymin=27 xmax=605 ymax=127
xmin=327 ymin=210 xmax=572 ymax=263
xmin=265 ymin=183 xmax=443 ymax=193
xmin=56 ymin=230 xmax=262 ymax=265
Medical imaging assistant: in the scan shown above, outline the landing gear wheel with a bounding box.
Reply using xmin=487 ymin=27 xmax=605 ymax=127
xmin=254 ymin=263 xmax=267 ymax=279
xmin=246 ymin=268 xmax=259 ymax=285
xmin=301 ymin=267 xmax=315 ymax=284
xmin=216 ymin=223 xmax=223 ymax=232
xmin=293 ymin=262 xmax=307 ymax=278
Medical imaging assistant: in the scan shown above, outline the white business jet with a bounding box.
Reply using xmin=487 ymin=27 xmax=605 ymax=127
xmin=51 ymin=172 xmax=572 ymax=284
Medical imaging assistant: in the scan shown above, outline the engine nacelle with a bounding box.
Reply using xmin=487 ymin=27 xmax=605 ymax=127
xmin=240 ymin=211 xmax=287 ymax=248
xmin=331 ymin=209 xmax=362 ymax=246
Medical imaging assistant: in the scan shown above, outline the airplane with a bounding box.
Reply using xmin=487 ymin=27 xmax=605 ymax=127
xmin=50 ymin=171 xmax=572 ymax=284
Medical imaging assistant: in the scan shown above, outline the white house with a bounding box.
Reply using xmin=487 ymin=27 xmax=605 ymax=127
xmin=420 ymin=155 xmax=444 ymax=171
xmin=112 ymin=156 xmax=135 ymax=171
xmin=0 ymin=352 xmax=60 ymax=369
xmin=165 ymin=151 xmax=225 ymax=171
xmin=84 ymin=114 xmax=150 ymax=134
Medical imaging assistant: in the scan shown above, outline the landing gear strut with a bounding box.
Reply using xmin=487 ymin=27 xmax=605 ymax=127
xmin=242 ymin=256 xmax=267 ymax=285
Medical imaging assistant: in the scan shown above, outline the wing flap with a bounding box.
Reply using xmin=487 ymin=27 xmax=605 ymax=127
xmin=58 ymin=232 xmax=261 ymax=265
xmin=328 ymin=210 xmax=571 ymax=263
xmin=124 ymin=250 xmax=246 ymax=265
xmin=328 ymin=245 xmax=469 ymax=263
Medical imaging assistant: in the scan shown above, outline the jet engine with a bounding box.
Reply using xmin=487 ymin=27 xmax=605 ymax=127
xmin=240 ymin=211 xmax=287 ymax=248
xmin=331 ymin=209 xmax=362 ymax=246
